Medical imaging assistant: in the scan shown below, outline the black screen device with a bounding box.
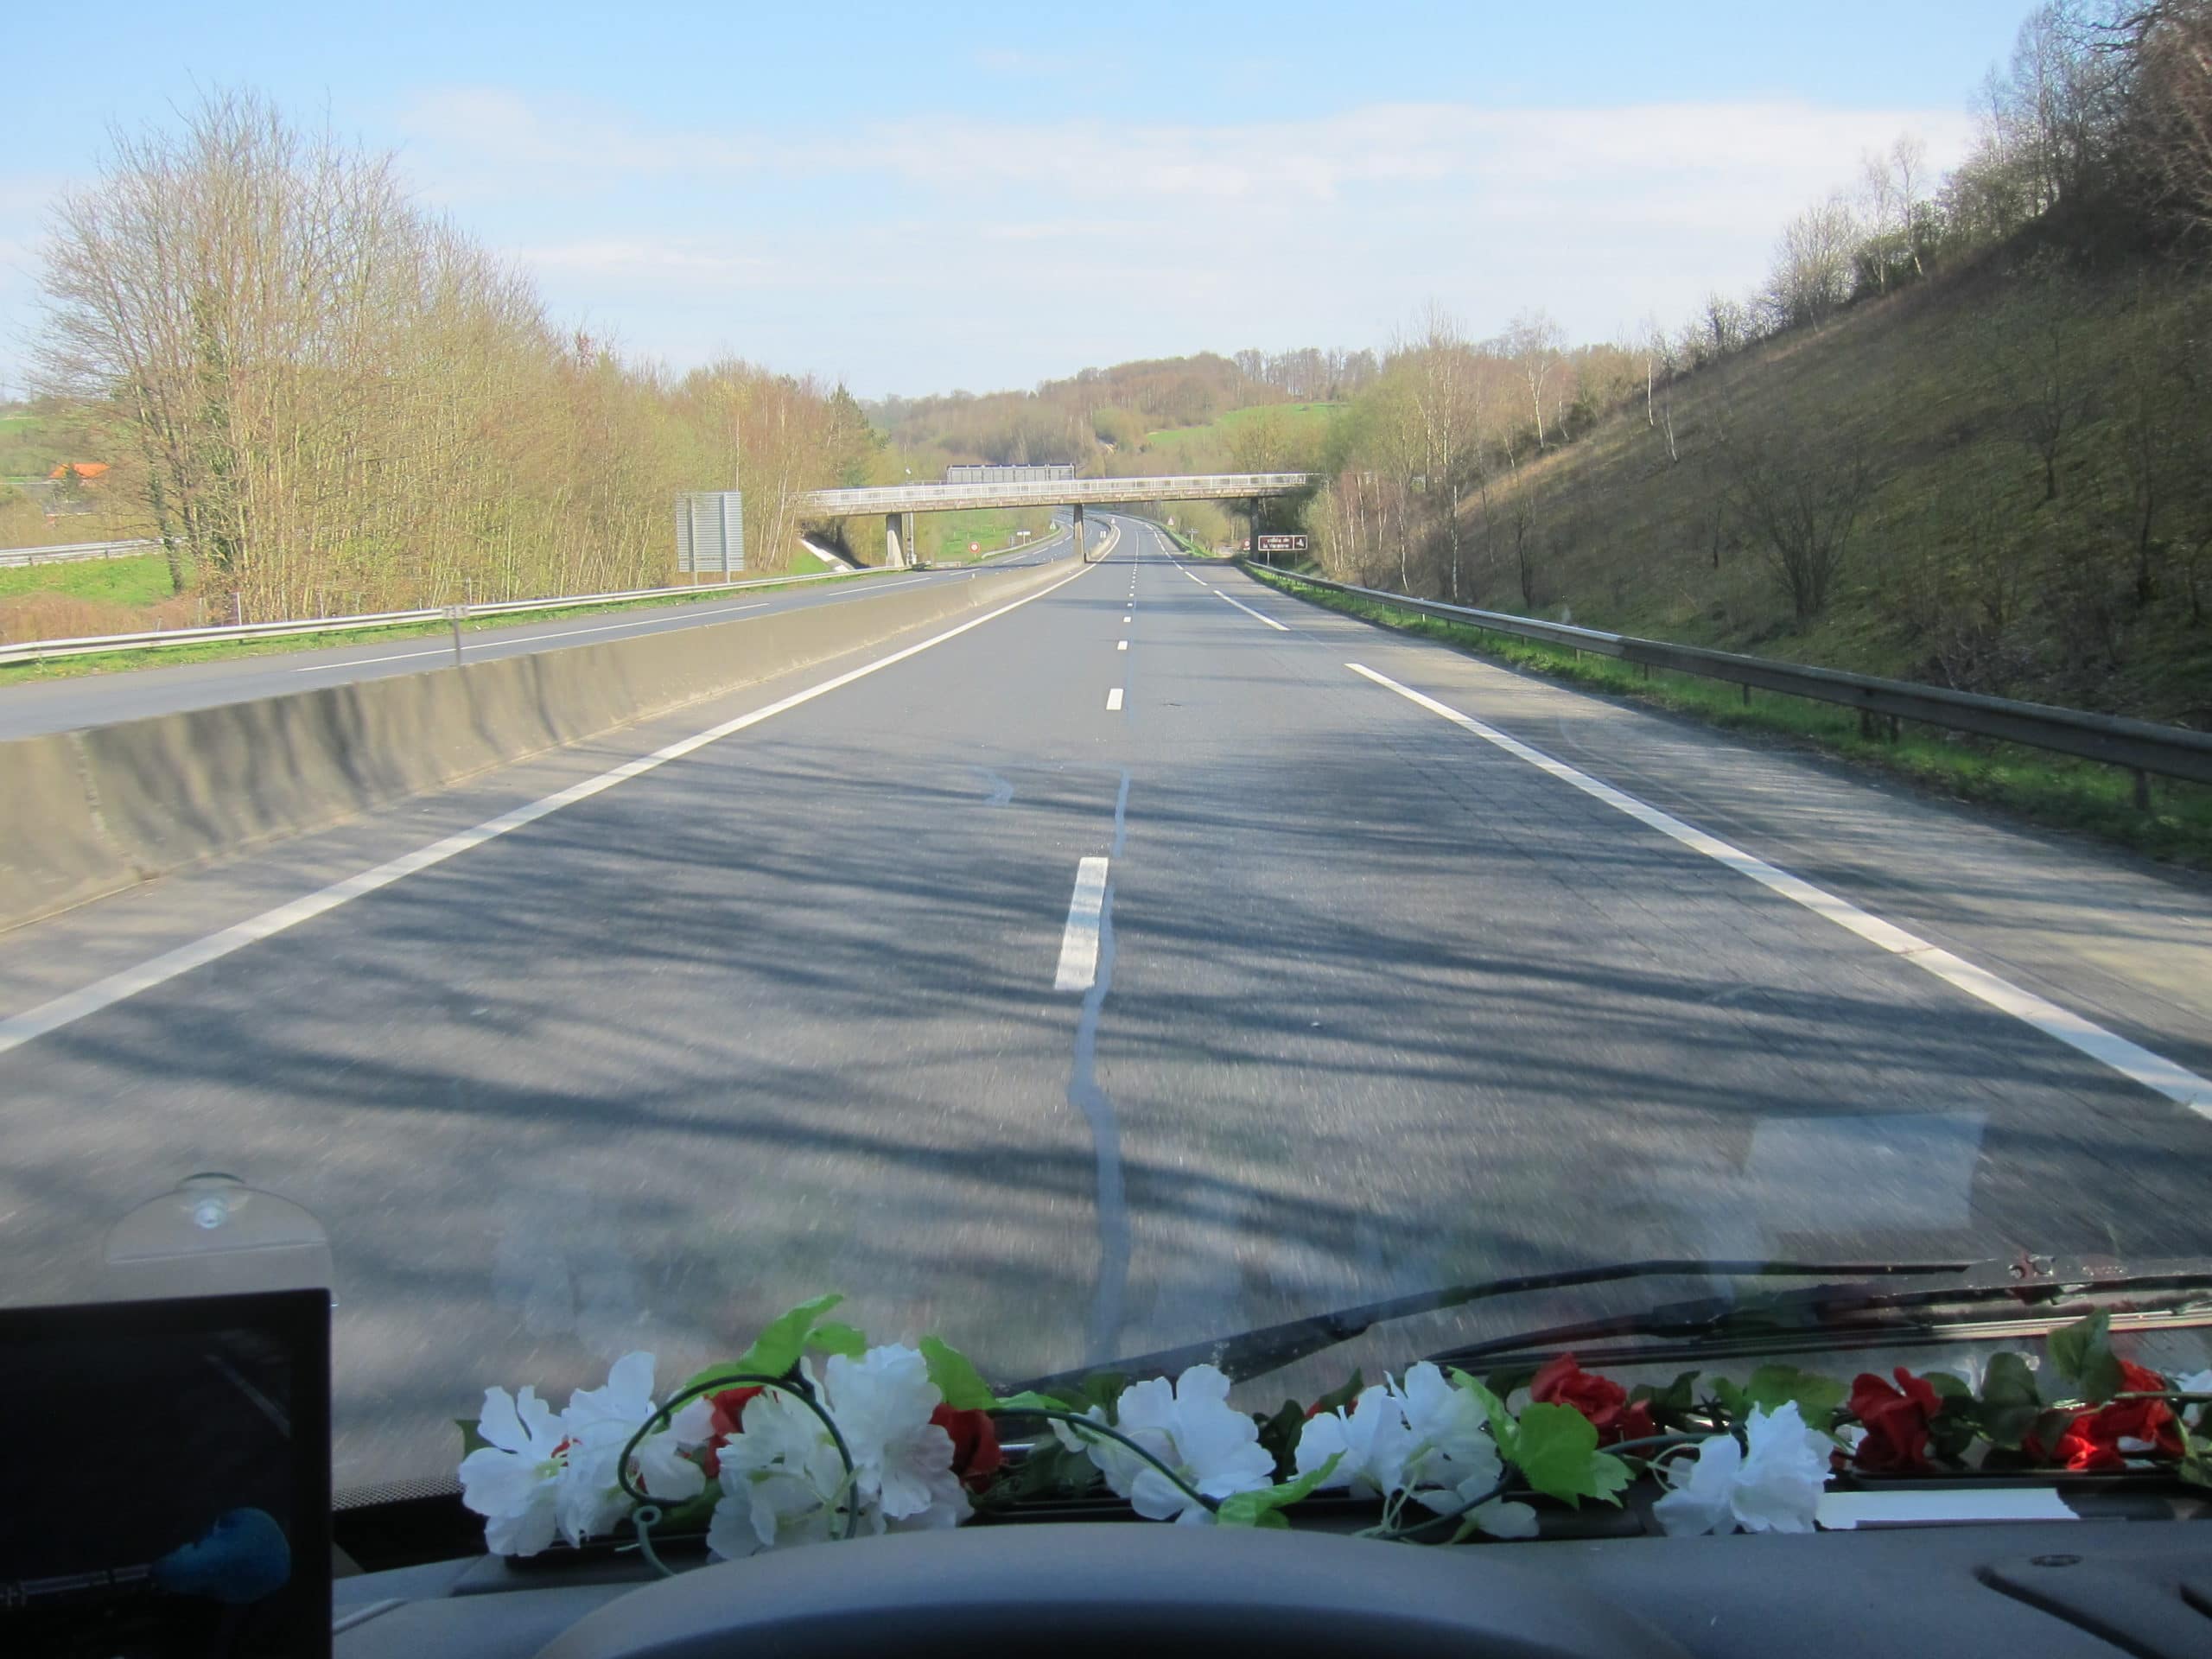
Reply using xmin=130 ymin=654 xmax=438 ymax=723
xmin=0 ymin=1287 xmax=331 ymax=1658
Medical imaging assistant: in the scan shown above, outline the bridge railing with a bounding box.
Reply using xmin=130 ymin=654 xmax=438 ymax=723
xmin=796 ymin=474 xmax=1312 ymax=513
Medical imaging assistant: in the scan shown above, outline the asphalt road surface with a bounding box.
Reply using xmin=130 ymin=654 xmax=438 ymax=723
xmin=0 ymin=526 xmax=1076 ymax=741
xmin=2 ymin=512 xmax=2209 ymax=1497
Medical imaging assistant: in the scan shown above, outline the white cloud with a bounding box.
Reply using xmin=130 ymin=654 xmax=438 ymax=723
xmin=2 ymin=92 xmax=1982 ymax=396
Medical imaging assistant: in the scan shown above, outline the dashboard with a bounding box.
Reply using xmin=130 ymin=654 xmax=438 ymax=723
xmin=331 ymin=1516 xmax=2212 ymax=1658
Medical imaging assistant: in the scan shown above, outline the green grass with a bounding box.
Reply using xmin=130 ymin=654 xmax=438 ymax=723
xmin=918 ymin=506 xmax=1058 ymax=564
xmin=0 ymin=568 xmax=887 ymax=686
xmin=1140 ymin=402 xmax=1346 ymax=466
xmin=1441 ymin=253 xmax=2212 ymax=730
xmin=1249 ymin=564 xmax=2212 ymax=869
xmin=0 ymin=550 xmax=182 ymax=607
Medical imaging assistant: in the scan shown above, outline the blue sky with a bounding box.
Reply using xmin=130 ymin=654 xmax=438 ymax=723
xmin=0 ymin=1 xmax=2037 ymax=397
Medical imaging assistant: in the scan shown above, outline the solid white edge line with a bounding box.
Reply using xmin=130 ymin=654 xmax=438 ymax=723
xmin=0 ymin=562 xmax=1097 ymax=1058
xmin=1052 ymin=855 xmax=1110 ymax=992
xmin=1344 ymin=661 xmax=2212 ymax=1117
xmin=1106 ymin=687 xmax=1125 ymax=712
xmin=1217 ymin=590 xmax=1290 ymax=632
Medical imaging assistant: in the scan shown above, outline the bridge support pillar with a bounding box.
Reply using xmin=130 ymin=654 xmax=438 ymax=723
xmin=1248 ymin=498 xmax=1262 ymax=563
xmin=884 ymin=512 xmax=908 ymax=569
xmin=1072 ymin=502 xmax=1087 ymax=563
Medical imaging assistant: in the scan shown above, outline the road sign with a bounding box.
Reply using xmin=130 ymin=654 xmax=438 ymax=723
xmin=675 ymin=491 xmax=745 ymax=575
xmin=969 ymin=542 xmax=980 ymax=554
xmin=1255 ymin=534 xmax=1308 ymax=553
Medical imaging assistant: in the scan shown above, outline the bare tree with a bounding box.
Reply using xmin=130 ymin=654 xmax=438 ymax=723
xmin=1720 ymin=416 xmax=1878 ymax=622
xmin=1762 ymin=192 xmax=1861 ymax=330
xmin=2130 ymin=0 xmax=2212 ymax=237
xmin=1859 ymin=132 xmax=1933 ymax=289
xmin=1397 ymin=305 xmax=1485 ymax=600
xmin=1988 ymin=261 xmax=2096 ymax=504
xmin=1503 ymin=309 xmax=1565 ymax=449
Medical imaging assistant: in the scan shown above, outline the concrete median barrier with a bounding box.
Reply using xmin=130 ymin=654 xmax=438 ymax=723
xmin=0 ymin=560 xmax=1074 ymax=931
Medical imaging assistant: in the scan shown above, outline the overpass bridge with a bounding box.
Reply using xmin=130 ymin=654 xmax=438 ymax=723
xmin=792 ymin=473 xmax=1313 ymax=567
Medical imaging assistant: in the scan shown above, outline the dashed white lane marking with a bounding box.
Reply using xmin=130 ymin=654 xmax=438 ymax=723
xmin=0 ymin=563 xmax=1097 ymax=1058
xmin=1052 ymin=856 xmax=1110 ymax=993
xmin=1345 ymin=662 xmax=2212 ymax=1116
xmin=1105 ymin=687 xmax=1124 ymax=712
xmin=1217 ymin=590 xmax=1290 ymax=632
xmin=1117 ymin=640 xmax=1128 ymax=652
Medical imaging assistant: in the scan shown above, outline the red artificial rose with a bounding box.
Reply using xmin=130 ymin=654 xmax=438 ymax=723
xmin=931 ymin=1404 xmax=1004 ymax=1491
xmin=1849 ymin=1368 xmax=1943 ymax=1473
xmin=2031 ymin=1360 xmax=2182 ymax=1471
xmin=1529 ymin=1354 xmax=1655 ymax=1446
xmin=698 ymin=1384 xmax=766 ymax=1478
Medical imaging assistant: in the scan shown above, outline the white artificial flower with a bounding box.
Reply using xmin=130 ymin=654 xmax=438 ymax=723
xmin=556 ymin=1352 xmax=711 ymax=1546
xmin=1392 ymin=1363 xmax=1500 ymax=1487
xmin=1653 ymin=1402 xmax=1831 ymax=1537
xmin=708 ymin=1385 xmax=850 ymax=1558
xmin=1731 ymin=1402 xmax=1832 ymax=1533
xmin=458 ymin=1386 xmax=570 ymax=1557
xmin=1071 ymin=1365 xmax=1275 ymax=1524
xmin=1419 ymin=1465 xmax=1541 ymax=1539
xmin=822 ymin=1345 xmax=969 ymax=1528
xmin=1296 ymin=1384 xmax=1414 ymax=1498
xmin=2174 ymin=1368 xmax=2212 ymax=1396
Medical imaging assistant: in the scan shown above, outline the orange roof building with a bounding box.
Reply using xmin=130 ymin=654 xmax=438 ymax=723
xmin=49 ymin=462 xmax=109 ymax=480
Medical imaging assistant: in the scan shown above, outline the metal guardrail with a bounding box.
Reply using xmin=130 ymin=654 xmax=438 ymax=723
xmin=0 ymin=568 xmax=862 ymax=667
xmin=1250 ymin=567 xmax=2212 ymax=789
xmin=0 ymin=538 xmax=161 ymax=568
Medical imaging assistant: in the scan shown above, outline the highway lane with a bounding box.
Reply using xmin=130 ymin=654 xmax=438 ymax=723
xmin=0 ymin=525 xmax=1077 ymax=741
xmin=0 ymin=513 xmax=2209 ymax=1496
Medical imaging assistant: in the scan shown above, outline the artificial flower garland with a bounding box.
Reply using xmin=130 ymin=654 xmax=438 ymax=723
xmin=457 ymin=1294 xmax=2212 ymax=1564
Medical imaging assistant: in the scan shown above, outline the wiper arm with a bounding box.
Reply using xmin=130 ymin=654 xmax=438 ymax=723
xmin=1010 ymin=1258 xmax=1973 ymax=1394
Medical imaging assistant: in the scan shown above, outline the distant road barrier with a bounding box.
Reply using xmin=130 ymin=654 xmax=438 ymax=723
xmin=0 ymin=558 xmax=1077 ymax=931
xmin=0 ymin=537 xmax=161 ymax=568
xmin=1249 ymin=565 xmax=2212 ymax=791
xmin=0 ymin=568 xmax=868 ymax=667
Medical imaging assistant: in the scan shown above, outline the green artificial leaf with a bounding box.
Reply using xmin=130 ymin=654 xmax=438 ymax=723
xmin=1976 ymin=1353 xmax=2045 ymax=1450
xmin=920 ymin=1337 xmax=997 ymax=1410
xmin=456 ymin=1417 xmax=492 ymax=1457
xmin=1925 ymin=1371 xmax=1974 ymax=1403
xmin=1250 ymin=1509 xmax=1292 ymax=1530
xmin=655 ymin=1486 xmax=721 ymax=1533
xmin=735 ymin=1293 xmax=847 ymax=1380
xmin=1076 ymin=1371 xmax=1130 ymax=1418
xmin=1630 ymin=1371 xmax=1702 ymax=1419
xmin=2178 ymin=1427 xmax=2212 ymax=1492
xmin=1256 ymin=1399 xmax=1309 ymax=1481
xmin=2048 ymin=1311 xmax=2124 ymax=1405
xmin=809 ymin=1321 xmax=868 ymax=1359
xmin=1742 ymin=1364 xmax=1847 ymax=1427
xmin=997 ymin=1436 xmax=1096 ymax=1502
xmin=991 ymin=1389 xmax=1077 ymax=1415
xmin=1448 ymin=1370 xmax=1515 ymax=1446
xmin=1309 ymin=1370 xmax=1366 ymax=1419
xmin=1216 ymin=1452 xmax=1342 ymax=1528
xmin=1484 ymin=1364 xmax=1540 ymax=1402
xmin=1506 ymin=1402 xmax=1631 ymax=1509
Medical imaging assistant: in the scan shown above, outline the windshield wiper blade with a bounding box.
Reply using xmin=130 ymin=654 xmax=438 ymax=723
xmin=1009 ymin=1258 xmax=1973 ymax=1394
xmin=1418 ymin=1256 xmax=2212 ymax=1373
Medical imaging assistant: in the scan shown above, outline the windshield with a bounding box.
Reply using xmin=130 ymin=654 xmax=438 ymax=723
xmin=3 ymin=1 xmax=2212 ymax=1506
